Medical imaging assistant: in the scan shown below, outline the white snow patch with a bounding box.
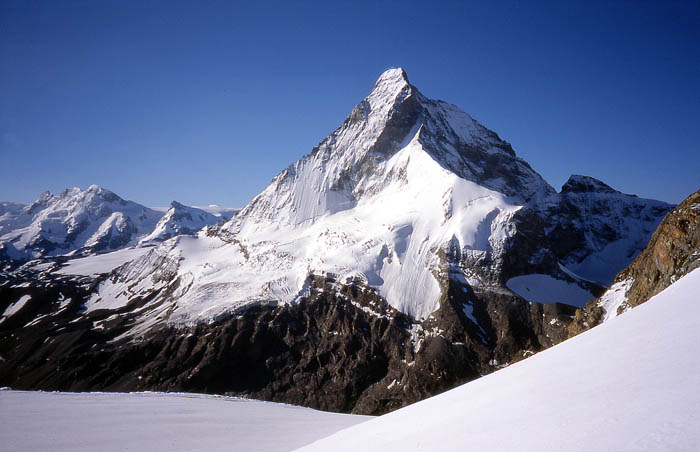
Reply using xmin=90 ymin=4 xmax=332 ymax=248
xmin=598 ymin=279 xmax=633 ymax=322
xmin=3 ymin=295 xmax=31 ymax=317
xmin=506 ymin=274 xmax=594 ymax=307
xmin=55 ymin=247 xmax=151 ymax=276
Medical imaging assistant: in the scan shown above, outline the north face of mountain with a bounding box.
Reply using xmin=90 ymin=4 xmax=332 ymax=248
xmin=231 ymin=68 xmax=554 ymax=231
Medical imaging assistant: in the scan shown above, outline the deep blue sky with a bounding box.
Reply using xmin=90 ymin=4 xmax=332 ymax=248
xmin=1 ymin=0 xmax=698 ymax=207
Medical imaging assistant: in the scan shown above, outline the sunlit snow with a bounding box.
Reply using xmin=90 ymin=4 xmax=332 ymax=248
xmin=55 ymin=247 xmax=152 ymax=276
xmin=0 ymin=391 xmax=369 ymax=452
xmin=506 ymin=274 xmax=594 ymax=307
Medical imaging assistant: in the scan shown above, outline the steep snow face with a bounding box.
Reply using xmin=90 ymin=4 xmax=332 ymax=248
xmin=89 ymin=135 xmax=522 ymax=322
xmin=55 ymin=247 xmax=153 ymax=276
xmin=232 ymin=68 xmax=553 ymax=231
xmin=139 ymin=201 xmax=220 ymax=244
xmin=297 ymin=268 xmax=700 ymax=452
xmin=0 ymin=186 xmax=162 ymax=260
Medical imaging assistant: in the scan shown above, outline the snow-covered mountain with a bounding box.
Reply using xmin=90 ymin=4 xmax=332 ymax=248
xmin=81 ymin=68 xmax=669 ymax=326
xmin=0 ymin=201 xmax=25 ymax=219
xmin=0 ymin=186 xmax=162 ymax=260
xmin=0 ymin=187 xmax=231 ymax=263
xmin=0 ymin=68 xmax=677 ymax=415
xmin=297 ymin=266 xmax=700 ymax=452
xmin=139 ymin=201 xmax=221 ymax=245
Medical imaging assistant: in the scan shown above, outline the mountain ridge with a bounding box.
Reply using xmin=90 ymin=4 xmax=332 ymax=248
xmin=0 ymin=68 xmax=678 ymax=416
xmin=0 ymin=186 xmax=228 ymax=264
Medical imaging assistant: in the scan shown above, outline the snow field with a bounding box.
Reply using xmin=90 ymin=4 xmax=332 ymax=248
xmin=0 ymin=391 xmax=370 ymax=452
xmin=506 ymin=273 xmax=594 ymax=307
xmin=55 ymin=246 xmax=152 ymax=276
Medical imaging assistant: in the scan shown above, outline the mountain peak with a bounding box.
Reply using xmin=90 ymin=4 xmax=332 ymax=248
xmin=561 ymin=175 xmax=618 ymax=194
xmin=366 ymin=68 xmax=414 ymax=109
xmin=374 ymin=67 xmax=410 ymax=87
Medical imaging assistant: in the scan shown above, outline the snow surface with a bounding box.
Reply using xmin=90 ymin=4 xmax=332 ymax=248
xmin=298 ymin=268 xmax=700 ymax=452
xmin=506 ymin=274 xmax=594 ymax=307
xmin=55 ymin=247 xmax=151 ymax=276
xmin=0 ymin=391 xmax=369 ymax=452
xmin=2 ymin=294 xmax=31 ymax=317
xmin=598 ymin=278 xmax=633 ymax=322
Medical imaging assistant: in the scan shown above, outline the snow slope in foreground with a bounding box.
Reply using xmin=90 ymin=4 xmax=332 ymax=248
xmin=298 ymin=268 xmax=700 ymax=452
xmin=0 ymin=391 xmax=369 ymax=452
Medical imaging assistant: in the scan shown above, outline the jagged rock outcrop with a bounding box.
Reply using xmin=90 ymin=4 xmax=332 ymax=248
xmin=569 ymin=188 xmax=699 ymax=336
xmin=545 ymin=175 xmax=672 ymax=285
xmin=617 ymin=189 xmax=700 ymax=310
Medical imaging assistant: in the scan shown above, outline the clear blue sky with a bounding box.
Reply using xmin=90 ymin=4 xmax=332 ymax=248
xmin=1 ymin=0 xmax=698 ymax=207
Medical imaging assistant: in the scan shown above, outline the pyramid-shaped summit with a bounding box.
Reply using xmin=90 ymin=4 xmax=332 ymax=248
xmin=85 ymin=68 xmax=670 ymax=325
xmin=233 ymin=68 xmax=554 ymax=230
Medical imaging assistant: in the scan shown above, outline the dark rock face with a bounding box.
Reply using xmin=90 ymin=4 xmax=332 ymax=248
xmin=0 ymin=272 xmax=574 ymax=415
xmin=568 ymin=188 xmax=699 ymax=337
xmin=616 ymin=189 xmax=700 ymax=312
xmin=561 ymin=175 xmax=617 ymax=194
xmin=544 ymin=177 xmax=673 ymax=283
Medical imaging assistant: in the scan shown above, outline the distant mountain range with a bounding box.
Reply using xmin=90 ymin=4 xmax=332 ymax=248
xmin=0 ymin=186 xmax=236 ymax=262
xmin=1 ymin=68 xmax=693 ymax=417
